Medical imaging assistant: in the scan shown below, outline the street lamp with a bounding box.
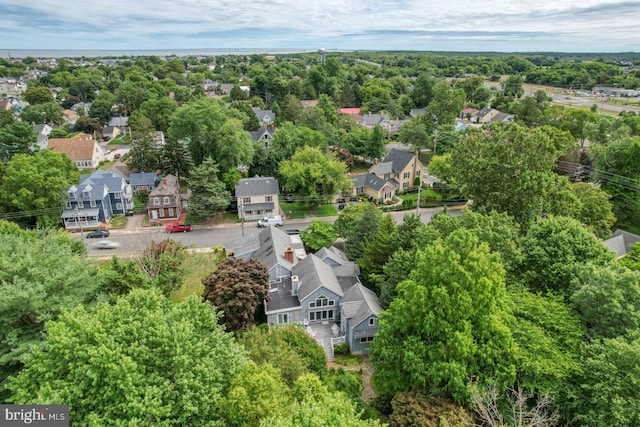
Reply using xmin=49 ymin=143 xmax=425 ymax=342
xmin=240 ymin=204 xmax=245 ymax=237
xmin=431 ymin=114 xmax=439 ymax=157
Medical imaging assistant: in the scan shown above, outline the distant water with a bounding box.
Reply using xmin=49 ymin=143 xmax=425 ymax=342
xmin=2 ymin=48 xmax=314 ymax=59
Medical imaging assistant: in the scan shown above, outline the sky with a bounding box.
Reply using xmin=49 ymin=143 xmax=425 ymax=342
xmin=1 ymin=0 xmax=639 ymax=53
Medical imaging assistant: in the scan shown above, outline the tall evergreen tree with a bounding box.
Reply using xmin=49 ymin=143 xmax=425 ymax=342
xmin=187 ymin=157 xmax=230 ymax=217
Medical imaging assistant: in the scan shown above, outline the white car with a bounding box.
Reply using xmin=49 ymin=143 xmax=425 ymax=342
xmin=93 ymin=240 xmax=121 ymax=250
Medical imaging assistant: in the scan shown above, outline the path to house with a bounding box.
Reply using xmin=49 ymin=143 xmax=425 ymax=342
xmin=329 ymin=357 xmax=376 ymax=402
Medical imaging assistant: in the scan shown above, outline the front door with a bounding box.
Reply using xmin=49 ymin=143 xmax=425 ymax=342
xmin=151 ymin=210 xmax=158 ymax=220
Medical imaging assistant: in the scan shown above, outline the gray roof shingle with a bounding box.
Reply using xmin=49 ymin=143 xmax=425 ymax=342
xmin=235 ymin=176 xmax=279 ymax=197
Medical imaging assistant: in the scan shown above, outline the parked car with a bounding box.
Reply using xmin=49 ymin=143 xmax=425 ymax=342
xmin=284 ymin=193 xmax=293 ymax=203
xmin=92 ymin=240 xmax=121 ymax=249
xmin=166 ymin=223 xmax=192 ymax=233
xmin=86 ymin=230 xmax=109 ymax=238
xmin=285 ymin=229 xmax=300 ymax=235
xmin=257 ymin=216 xmax=283 ymax=227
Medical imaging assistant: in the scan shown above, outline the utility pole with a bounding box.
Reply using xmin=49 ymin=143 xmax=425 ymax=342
xmin=240 ymin=204 xmax=245 ymax=237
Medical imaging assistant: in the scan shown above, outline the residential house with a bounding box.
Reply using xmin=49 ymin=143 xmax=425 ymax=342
xmin=146 ymin=174 xmax=184 ymax=221
xmin=368 ymin=148 xmax=424 ymax=192
xmin=249 ymin=124 xmax=276 ymax=148
xmin=360 ymin=111 xmax=391 ymax=130
xmin=61 ymin=170 xmax=133 ymax=230
xmin=409 ymin=108 xmax=426 ymax=117
xmin=48 ymin=133 xmax=105 ymax=170
xmin=225 ymin=228 xmax=381 ymax=356
xmin=62 ymin=109 xmax=80 ymax=125
xmin=235 ymin=176 xmax=280 ymax=221
xmin=102 ymin=126 xmax=120 ymax=141
xmin=108 ymin=161 xmax=131 ymax=181
xmin=108 ymin=116 xmax=130 ymax=135
xmin=129 ymin=172 xmax=156 ymax=193
xmin=474 ymin=106 xmax=512 ymax=124
xmin=33 ymin=123 xmax=52 ymax=150
xmin=252 ymin=107 xmax=276 ymax=126
xmin=349 ymin=172 xmax=397 ymax=203
xmin=603 ymin=229 xmax=640 ymax=259
xmin=300 ymin=100 xmax=318 ymax=108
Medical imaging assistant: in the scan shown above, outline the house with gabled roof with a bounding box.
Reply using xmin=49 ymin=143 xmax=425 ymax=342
xmin=349 ymin=172 xmax=397 ymax=203
xmin=146 ymin=174 xmax=185 ymax=221
xmin=61 ymin=170 xmax=133 ymax=230
xmin=47 ymin=133 xmax=105 ymax=170
xmin=361 ymin=111 xmax=391 ymax=129
xmin=369 ymin=148 xmax=424 ymax=192
xmin=249 ymin=125 xmax=275 ymax=149
xmin=252 ymin=107 xmax=276 ymax=126
xmin=235 ymin=176 xmax=280 ymax=221
xmin=604 ymin=229 xmax=640 ymax=259
xmin=225 ymin=228 xmax=381 ymax=356
xmin=129 ymin=172 xmax=156 ymax=193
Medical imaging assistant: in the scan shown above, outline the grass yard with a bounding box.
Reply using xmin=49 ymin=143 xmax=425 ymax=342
xmin=109 ymin=215 xmax=128 ymax=228
xmin=333 ymin=353 xmax=364 ymax=367
xmin=171 ymin=251 xmax=220 ymax=303
xmin=281 ymin=201 xmax=338 ymax=219
xmin=108 ymin=136 xmax=130 ymax=145
xmin=99 ymin=160 xmax=116 ymax=170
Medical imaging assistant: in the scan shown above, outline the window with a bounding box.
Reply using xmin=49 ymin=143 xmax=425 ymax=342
xmin=168 ymin=208 xmax=174 ymax=217
xmin=403 ymin=182 xmax=409 ymax=190
xmin=153 ymin=198 xmax=160 ymax=206
xmin=384 ymin=191 xmax=392 ymax=199
xmin=242 ymin=197 xmax=251 ymax=204
xmin=309 ymin=310 xmax=334 ymax=321
xmin=404 ymin=172 xmax=410 ymax=179
xmin=77 ymin=201 xmax=84 ymax=208
xmin=159 ymin=209 xmax=165 ymax=217
xmin=265 ymin=195 xmax=272 ymax=202
xmin=82 ymin=191 xmax=90 ymax=199
xmin=278 ymin=313 xmax=289 ymax=324
xmin=369 ymin=318 xmax=375 ymax=326
xmin=116 ymin=203 xmax=123 ymax=210
xmin=66 ymin=202 xmax=72 ymax=209
xmin=360 ymin=336 xmax=374 ymax=343
xmin=68 ymin=191 xmax=75 ymax=199
xmin=90 ymin=200 xmax=96 ymax=207
xmin=310 ymin=295 xmax=329 ymax=308
xmin=114 ymin=192 xmax=121 ymax=200
xmin=163 ymin=197 xmax=170 ymax=205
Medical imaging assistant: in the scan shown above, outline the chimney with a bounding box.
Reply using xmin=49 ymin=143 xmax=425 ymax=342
xmin=374 ymin=158 xmax=378 ymax=165
xmin=368 ymin=111 xmax=371 ymax=116
xmin=284 ymin=246 xmax=294 ymax=264
xmin=162 ymin=178 xmax=167 ymax=185
xmin=263 ymin=122 xmax=267 ymax=128
xmin=291 ymin=275 xmax=299 ymax=296
xmin=271 ymin=123 xmax=275 ymax=129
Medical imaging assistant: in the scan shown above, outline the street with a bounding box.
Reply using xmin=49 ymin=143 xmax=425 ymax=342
xmin=82 ymin=206 xmax=462 ymax=257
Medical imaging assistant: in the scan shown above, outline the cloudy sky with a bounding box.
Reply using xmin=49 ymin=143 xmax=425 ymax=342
xmin=1 ymin=0 xmax=638 ymax=52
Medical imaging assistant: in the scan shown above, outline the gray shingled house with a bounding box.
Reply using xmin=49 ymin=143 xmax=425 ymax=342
xmin=235 ymin=176 xmax=280 ymax=221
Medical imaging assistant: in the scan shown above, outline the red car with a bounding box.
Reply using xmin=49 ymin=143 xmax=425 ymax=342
xmin=165 ymin=223 xmax=192 ymax=233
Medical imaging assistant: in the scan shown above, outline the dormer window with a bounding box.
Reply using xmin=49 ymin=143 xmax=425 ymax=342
xmin=82 ymin=190 xmax=90 ymax=199
xmin=68 ymin=191 xmax=75 ymax=199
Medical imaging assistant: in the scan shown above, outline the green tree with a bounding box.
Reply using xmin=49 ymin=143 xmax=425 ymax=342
xmin=300 ymin=219 xmax=337 ymax=252
xmin=359 ymin=214 xmax=396 ymax=289
xmin=89 ymin=91 xmax=116 ymax=125
xmin=344 ymin=202 xmax=383 ymax=262
xmin=160 ymin=137 xmax=193 ymax=178
xmin=137 ymin=239 xmax=188 ymax=297
xmin=7 ymin=290 xmax=248 ymax=426
xmin=100 ymin=256 xmax=150 ymax=297
xmin=426 ymin=80 xmax=465 ymax=127
xmin=188 ymin=157 xmax=231 ymax=217
xmin=168 ymin=97 xmax=254 ymax=170
xmin=202 ymin=257 xmax=270 ymax=331
xmin=72 ymin=117 xmax=103 ymax=135
xmin=138 ymin=97 xmax=178 ymax=133
xmin=0 ymin=121 xmax=38 ymax=162
xmin=279 ymin=147 xmax=350 ymax=205
xmin=371 ymin=229 xmax=516 ymax=403
xmin=570 ymin=263 xmax=640 ymax=339
xmin=570 ymin=331 xmax=640 ymax=427
xmin=397 ymin=117 xmax=429 ymax=150
xmin=389 ymin=389 xmax=473 ymax=427
xmin=1 ymin=150 xmax=79 ymax=227
xmin=220 ymin=362 xmax=290 ymax=426
xmin=128 ymin=114 xmax=161 ymax=172
xmin=0 ymin=231 xmax=100 ymax=399
xmin=20 ymin=102 xmax=64 ymax=126
xmin=518 ymin=215 xmax=614 ymax=296
xmin=22 ymin=85 xmax=53 ymax=105
xmin=411 ymin=73 xmax=436 ymax=108
xmin=502 ymin=74 xmax=524 ymax=99
xmin=450 ymin=123 xmax=570 ymax=225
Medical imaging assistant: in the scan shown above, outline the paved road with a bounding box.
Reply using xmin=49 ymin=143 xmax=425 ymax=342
xmin=82 ymin=205 xmax=463 ymax=257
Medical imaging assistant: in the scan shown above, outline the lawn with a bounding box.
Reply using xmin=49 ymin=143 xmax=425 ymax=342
xmin=281 ymin=201 xmax=338 ymax=219
xmin=99 ymin=160 xmax=116 ymax=170
xmin=109 ymin=215 xmax=128 ymax=228
xmin=108 ymin=136 xmax=130 ymax=145
xmin=171 ymin=251 xmax=221 ymax=303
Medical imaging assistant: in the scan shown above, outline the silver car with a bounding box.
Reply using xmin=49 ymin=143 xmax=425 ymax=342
xmin=92 ymin=240 xmax=121 ymax=250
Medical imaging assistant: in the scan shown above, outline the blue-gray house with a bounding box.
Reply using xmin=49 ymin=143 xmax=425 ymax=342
xmin=129 ymin=172 xmax=157 ymax=193
xmin=61 ymin=170 xmax=133 ymax=230
xmin=226 ymin=227 xmax=381 ymax=356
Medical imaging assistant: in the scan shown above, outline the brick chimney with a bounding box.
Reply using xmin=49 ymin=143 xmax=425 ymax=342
xmin=162 ymin=178 xmax=167 ymax=185
xmin=373 ymin=158 xmax=378 ymax=165
xmin=284 ymin=246 xmax=294 ymax=263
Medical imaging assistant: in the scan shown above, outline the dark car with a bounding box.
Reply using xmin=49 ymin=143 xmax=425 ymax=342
xmin=86 ymin=230 xmax=109 ymax=239
xmin=284 ymin=193 xmax=294 ymax=203
xmin=285 ymin=229 xmax=300 ymax=235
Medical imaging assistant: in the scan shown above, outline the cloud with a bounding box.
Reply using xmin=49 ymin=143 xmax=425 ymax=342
xmin=0 ymin=0 xmax=638 ymax=52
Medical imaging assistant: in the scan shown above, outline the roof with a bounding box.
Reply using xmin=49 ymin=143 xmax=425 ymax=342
xmin=361 ymin=113 xmax=390 ymax=127
xmin=341 ymin=283 xmax=382 ymax=328
xmin=47 ymin=133 xmax=97 ymax=160
xmin=604 ymin=229 xmax=640 ymax=259
xmin=339 ymin=108 xmax=361 ymax=115
xmin=293 ymin=254 xmax=344 ymax=301
xmin=149 ymin=174 xmax=179 ymax=197
xmin=249 ymin=127 xmax=275 ymax=141
xmin=109 ymin=161 xmax=130 ymax=178
xmin=129 ymin=172 xmax=156 ymax=187
xmin=370 ymin=148 xmax=417 ymax=175
xmin=351 ymin=173 xmax=396 ymax=192
xmin=67 ymin=170 xmax=127 ymax=202
xmin=235 ymin=176 xmax=279 ymax=197
xmin=108 ymin=116 xmax=129 ymax=127
xmin=300 ymin=100 xmax=318 ymax=108
xmin=266 ymin=277 xmax=301 ymax=312
xmin=252 ymin=227 xmax=306 ymax=272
